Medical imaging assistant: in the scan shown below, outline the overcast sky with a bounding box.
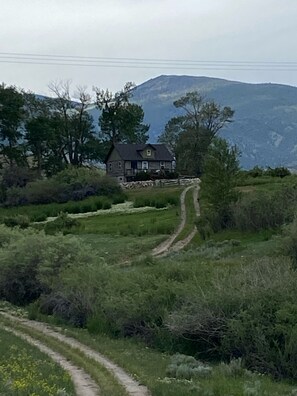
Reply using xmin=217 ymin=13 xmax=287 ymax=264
xmin=1 ymin=0 xmax=297 ymax=96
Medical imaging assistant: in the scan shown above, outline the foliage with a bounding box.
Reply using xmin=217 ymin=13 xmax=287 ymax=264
xmin=133 ymin=194 xmax=178 ymax=209
xmin=94 ymin=82 xmax=149 ymax=148
xmin=25 ymin=83 xmax=100 ymax=174
xmin=3 ymin=166 xmax=121 ymax=206
xmin=3 ymin=214 xmax=30 ymax=229
xmin=0 ymin=194 xmax=114 ymax=223
xmin=0 ymin=227 xmax=97 ymax=305
xmin=0 ymin=165 xmax=39 ymax=190
xmin=166 ymin=354 xmax=212 ymax=380
xmin=280 ymin=217 xmax=297 ymax=267
xmin=158 ymin=91 xmax=234 ymax=176
xmin=201 ymin=138 xmax=240 ymax=230
xmin=244 ymin=166 xmax=291 ymax=179
xmin=43 ymin=213 xmax=81 ymax=235
xmin=231 ymin=185 xmax=297 ymax=232
xmin=0 ymin=84 xmax=27 ymax=167
xmin=266 ymin=166 xmax=291 ymax=178
xmin=167 ymin=257 xmax=297 ymax=379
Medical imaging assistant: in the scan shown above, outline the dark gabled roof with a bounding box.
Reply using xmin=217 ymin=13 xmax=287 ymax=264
xmin=106 ymin=143 xmax=175 ymax=162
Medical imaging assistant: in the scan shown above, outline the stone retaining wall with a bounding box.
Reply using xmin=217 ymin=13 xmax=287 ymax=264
xmin=120 ymin=178 xmax=200 ymax=189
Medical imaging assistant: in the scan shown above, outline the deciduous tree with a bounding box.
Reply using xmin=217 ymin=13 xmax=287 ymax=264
xmin=94 ymin=82 xmax=149 ymax=145
xmin=158 ymin=92 xmax=234 ymax=176
xmin=0 ymin=84 xmax=26 ymax=167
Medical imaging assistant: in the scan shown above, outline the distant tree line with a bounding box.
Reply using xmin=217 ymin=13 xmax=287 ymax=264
xmin=0 ymin=81 xmax=237 ymax=181
xmin=0 ymin=81 xmax=149 ymax=176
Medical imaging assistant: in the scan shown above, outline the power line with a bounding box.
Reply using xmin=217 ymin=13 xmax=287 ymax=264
xmin=0 ymin=52 xmax=297 ymax=71
xmin=1 ymin=51 xmax=297 ymax=65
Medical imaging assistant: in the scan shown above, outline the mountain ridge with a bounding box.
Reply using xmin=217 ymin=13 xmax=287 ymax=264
xmin=132 ymin=75 xmax=297 ymax=168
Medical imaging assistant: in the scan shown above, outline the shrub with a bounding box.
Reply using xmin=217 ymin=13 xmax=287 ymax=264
xmin=280 ymin=217 xmax=297 ymax=267
xmin=3 ymin=215 xmax=30 ymax=229
xmin=1 ymin=165 xmax=39 ymax=189
xmin=133 ymin=193 xmax=178 ymax=209
xmin=231 ymin=186 xmax=297 ymax=232
xmin=101 ymin=198 xmax=112 ymax=210
xmin=0 ymin=229 xmax=97 ymax=306
xmin=134 ymin=171 xmax=151 ymax=181
xmin=112 ymin=193 xmax=127 ymax=205
xmin=266 ymin=166 xmax=291 ymax=178
xmin=3 ymin=166 xmax=122 ymax=206
xmin=44 ymin=213 xmax=81 ymax=235
xmin=245 ymin=166 xmax=264 ymax=178
xmin=166 ymin=354 xmax=212 ymax=380
xmin=31 ymin=213 xmax=47 ymax=222
xmin=219 ymin=358 xmax=250 ymax=378
xmin=167 ymin=257 xmax=297 ymax=379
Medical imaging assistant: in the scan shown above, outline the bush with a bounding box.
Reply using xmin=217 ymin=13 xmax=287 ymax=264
xmin=231 ymin=187 xmax=297 ymax=232
xmin=280 ymin=217 xmax=297 ymax=267
xmin=44 ymin=213 xmax=81 ymax=235
xmin=134 ymin=171 xmax=151 ymax=181
xmin=133 ymin=194 xmax=178 ymax=209
xmin=266 ymin=166 xmax=291 ymax=178
xmin=167 ymin=257 xmax=297 ymax=379
xmin=0 ymin=228 xmax=97 ymax=306
xmin=1 ymin=165 xmax=39 ymax=189
xmin=112 ymin=193 xmax=127 ymax=205
xmin=245 ymin=166 xmax=264 ymax=178
xmin=31 ymin=213 xmax=47 ymax=222
xmin=3 ymin=166 xmax=122 ymax=206
xmin=3 ymin=215 xmax=30 ymax=229
xmin=166 ymin=354 xmax=212 ymax=380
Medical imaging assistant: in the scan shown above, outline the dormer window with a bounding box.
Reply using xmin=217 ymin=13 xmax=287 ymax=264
xmin=147 ymin=149 xmax=152 ymax=157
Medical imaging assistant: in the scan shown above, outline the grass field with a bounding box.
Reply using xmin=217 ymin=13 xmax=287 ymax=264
xmin=0 ymin=327 xmax=74 ymax=396
xmin=78 ymin=234 xmax=166 ymax=265
xmin=237 ymin=174 xmax=297 ymax=193
xmin=74 ymin=206 xmax=179 ymax=236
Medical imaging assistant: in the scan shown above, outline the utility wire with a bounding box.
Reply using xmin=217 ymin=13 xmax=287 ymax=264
xmin=0 ymin=52 xmax=297 ymax=71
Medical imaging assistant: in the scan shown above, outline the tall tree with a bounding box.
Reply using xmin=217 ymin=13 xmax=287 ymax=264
xmin=94 ymin=82 xmax=149 ymax=145
xmin=202 ymin=137 xmax=240 ymax=227
xmin=25 ymin=93 xmax=56 ymax=174
xmin=0 ymin=84 xmax=26 ymax=167
xmin=158 ymin=92 xmax=234 ymax=176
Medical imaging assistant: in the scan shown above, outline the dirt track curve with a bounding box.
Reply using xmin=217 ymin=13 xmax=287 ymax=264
xmin=152 ymin=182 xmax=200 ymax=257
xmin=1 ymin=324 xmax=99 ymax=395
xmin=1 ymin=312 xmax=150 ymax=396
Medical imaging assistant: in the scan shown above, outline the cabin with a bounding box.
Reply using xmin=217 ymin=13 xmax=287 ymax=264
xmin=105 ymin=143 xmax=175 ymax=182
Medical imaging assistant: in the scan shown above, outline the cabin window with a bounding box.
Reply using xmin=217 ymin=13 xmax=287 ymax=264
xmin=109 ymin=163 xmax=112 ymax=171
xmin=160 ymin=161 xmax=165 ymax=169
xmin=118 ymin=161 xmax=122 ymax=169
xmin=142 ymin=161 xmax=148 ymax=170
xmin=147 ymin=149 xmax=152 ymax=157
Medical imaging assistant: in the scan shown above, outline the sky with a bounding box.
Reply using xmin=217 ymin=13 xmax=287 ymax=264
xmin=1 ymin=0 xmax=297 ymax=96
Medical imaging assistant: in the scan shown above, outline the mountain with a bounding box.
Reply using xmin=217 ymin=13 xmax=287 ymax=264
xmin=131 ymin=75 xmax=297 ymax=169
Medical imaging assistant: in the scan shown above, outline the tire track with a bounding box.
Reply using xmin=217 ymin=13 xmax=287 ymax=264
xmin=153 ymin=182 xmax=200 ymax=257
xmin=1 ymin=324 xmax=99 ymax=396
xmin=1 ymin=313 xmax=150 ymax=396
